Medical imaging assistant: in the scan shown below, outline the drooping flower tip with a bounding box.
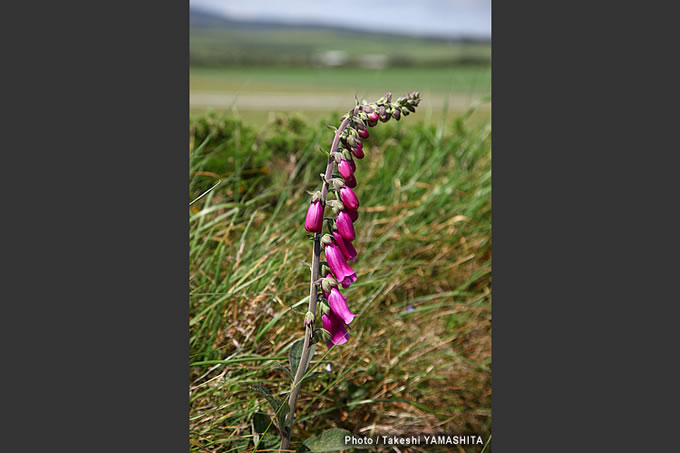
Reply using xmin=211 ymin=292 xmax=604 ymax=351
xmin=346 ymin=207 xmax=359 ymax=222
xmin=325 ymin=243 xmax=357 ymax=288
xmin=336 ymin=210 xmax=356 ymax=241
xmin=304 ymin=200 xmax=324 ymax=233
xmin=357 ymin=128 xmax=369 ymax=139
xmin=366 ymin=111 xmax=379 ymax=123
xmin=328 ymin=287 xmax=356 ymax=325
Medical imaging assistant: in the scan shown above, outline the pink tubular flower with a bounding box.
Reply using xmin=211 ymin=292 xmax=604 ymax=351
xmin=325 ymin=243 xmax=357 ymax=288
xmin=338 ymin=160 xmax=354 ymax=180
xmin=328 ymin=287 xmax=356 ymax=324
xmin=344 ymin=174 xmax=357 ymax=188
xmin=333 ymin=231 xmax=357 ymax=262
xmin=367 ymin=111 xmax=379 ymax=123
xmin=336 ymin=211 xmax=355 ymax=241
xmin=346 ymin=208 xmax=359 ymax=222
xmin=339 ymin=187 xmax=359 ymax=210
xmin=322 ymin=311 xmax=349 ymax=347
xmin=304 ymin=200 xmax=324 ymax=233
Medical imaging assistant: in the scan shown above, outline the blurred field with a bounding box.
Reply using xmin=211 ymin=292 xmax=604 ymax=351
xmin=190 ymin=65 xmax=491 ymax=126
xmin=189 ymin=107 xmax=491 ymax=452
xmin=190 ymin=13 xmax=490 ymax=67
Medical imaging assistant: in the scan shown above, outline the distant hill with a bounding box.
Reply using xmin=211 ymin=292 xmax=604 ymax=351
xmin=190 ymin=8 xmax=490 ymax=43
xmin=190 ymin=8 xmax=491 ymax=67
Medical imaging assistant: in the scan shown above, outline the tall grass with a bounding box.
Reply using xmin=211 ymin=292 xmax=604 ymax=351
xmin=189 ymin=109 xmax=491 ymax=452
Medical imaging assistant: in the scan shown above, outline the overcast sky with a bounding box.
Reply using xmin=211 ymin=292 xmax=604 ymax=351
xmin=191 ymin=0 xmax=491 ymax=38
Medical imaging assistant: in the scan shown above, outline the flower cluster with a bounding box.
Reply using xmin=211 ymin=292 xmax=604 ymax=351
xmin=303 ymin=91 xmax=421 ymax=348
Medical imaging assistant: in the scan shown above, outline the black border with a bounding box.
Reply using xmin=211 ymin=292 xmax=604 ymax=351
xmin=5 ymin=1 xmax=189 ymax=451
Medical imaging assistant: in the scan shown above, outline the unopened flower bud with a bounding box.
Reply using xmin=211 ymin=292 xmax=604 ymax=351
xmin=321 ymin=264 xmax=331 ymax=277
xmin=304 ymin=199 xmax=324 ymax=233
xmin=336 ymin=211 xmax=355 ymax=240
xmin=351 ymin=141 xmax=364 ymax=159
xmin=362 ymin=105 xmax=374 ymax=114
xmin=338 ymin=160 xmax=354 ymax=180
xmin=320 ymin=234 xmax=335 ymax=247
xmin=378 ymin=106 xmax=390 ymax=122
xmin=333 ymin=178 xmax=346 ymax=190
xmin=357 ymin=128 xmax=369 ymax=139
xmin=339 ymin=186 xmax=359 ymax=210
xmin=305 ymin=311 xmax=315 ymax=327
xmin=401 ymin=106 xmax=410 ymax=116
xmin=327 ymin=199 xmax=345 ymax=211
xmin=353 ymin=118 xmax=367 ymax=130
xmin=344 ymin=174 xmax=357 ymax=188
xmin=321 ymin=276 xmax=338 ymax=293
xmin=366 ymin=111 xmax=379 ymax=123
xmin=338 ymin=148 xmax=349 ymax=160
xmin=392 ymin=108 xmax=401 ymax=121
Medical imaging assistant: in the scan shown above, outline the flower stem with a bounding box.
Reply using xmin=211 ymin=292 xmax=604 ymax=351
xmin=280 ymin=112 xmax=354 ymax=452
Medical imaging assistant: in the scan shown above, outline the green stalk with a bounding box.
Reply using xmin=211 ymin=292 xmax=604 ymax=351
xmin=280 ymin=111 xmax=354 ymax=452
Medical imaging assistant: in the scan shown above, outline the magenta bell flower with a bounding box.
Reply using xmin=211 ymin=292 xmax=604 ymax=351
xmin=338 ymin=160 xmax=354 ymax=180
xmin=339 ymin=187 xmax=359 ymax=210
xmin=322 ymin=311 xmax=349 ymax=347
xmin=333 ymin=231 xmax=357 ymax=262
xmin=336 ymin=211 xmax=355 ymax=241
xmin=346 ymin=208 xmax=359 ymax=222
xmin=304 ymin=200 xmax=324 ymax=233
xmin=328 ymin=287 xmax=356 ymax=324
xmin=325 ymin=243 xmax=357 ymax=288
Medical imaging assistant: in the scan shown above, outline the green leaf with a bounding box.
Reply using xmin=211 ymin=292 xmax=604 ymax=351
xmin=250 ymin=384 xmax=289 ymax=433
xmin=275 ymin=362 xmax=293 ymax=381
xmin=253 ymin=412 xmax=271 ymax=434
xmin=289 ymin=338 xmax=316 ymax=380
xmin=303 ymin=429 xmax=370 ymax=452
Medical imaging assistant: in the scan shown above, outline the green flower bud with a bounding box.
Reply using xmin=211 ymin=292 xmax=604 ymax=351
xmin=320 ymin=234 xmax=334 ymax=247
xmin=342 ymin=149 xmax=352 ymax=161
xmin=305 ymin=311 xmax=315 ymax=327
xmin=310 ymin=191 xmax=323 ymax=203
xmin=318 ymin=328 xmax=331 ymax=344
xmin=321 ymin=276 xmax=338 ymax=293
xmin=333 ymin=179 xmax=346 ymax=190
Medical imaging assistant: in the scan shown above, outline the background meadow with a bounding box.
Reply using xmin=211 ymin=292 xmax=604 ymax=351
xmin=189 ymin=4 xmax=491 ymax=451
